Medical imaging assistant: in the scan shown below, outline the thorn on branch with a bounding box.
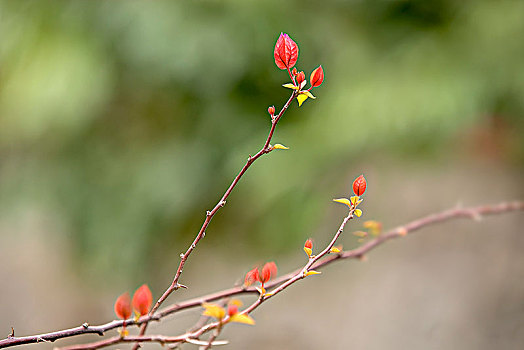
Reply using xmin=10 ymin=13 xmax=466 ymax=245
xmin=82 ymin=323 xmax=89 ymax=329
xmin=8 ymin=327 xmax=14 ymax=338
xmin=174 ymin=283 xmax=188 ymax=290
xmin=37 ymin=337 xmax=51 ymax=343
xmin=358 ymin=255 xmax=368 ymax=262
xmin=468 ymin=211 xmax=483 ymax=221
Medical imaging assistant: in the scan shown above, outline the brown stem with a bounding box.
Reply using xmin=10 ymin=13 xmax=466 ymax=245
xmin=131 ymin=90 xmax=298 ymax=349
xmin=202 ymin=322 xmax=222 ymax=350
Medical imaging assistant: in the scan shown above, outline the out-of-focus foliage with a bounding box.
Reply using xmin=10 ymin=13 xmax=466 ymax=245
xmin=0 ymin=0 xmax=523 ymax=283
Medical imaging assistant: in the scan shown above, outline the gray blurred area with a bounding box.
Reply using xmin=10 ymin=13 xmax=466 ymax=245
xmin=0 ymin=1 xmax=523 ymax=349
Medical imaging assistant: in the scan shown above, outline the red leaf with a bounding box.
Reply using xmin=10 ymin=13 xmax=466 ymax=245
xmin=352 ymin=175 xmax=367 ymax=196
xmin=244 ymin=267 xmax=260 ymax=286
xmin=114 ymin=292 xmax=132 ymax=320
xmin=296 ymin=71 xmax=305 ymax=86
xmin=310 ymin=65 xmax=324 ymax=88
xmin=304 ymin=239 xmax=313 ymax=249
xmin=132 ymin=284 xmax=153 ymax=316
xmin=261 ymin=262 xmax=277 ymax=283
xmin=227 ymin=304 xmax=238 ymax=317
xmin=274 ymin=33 xmax=298 ymax=70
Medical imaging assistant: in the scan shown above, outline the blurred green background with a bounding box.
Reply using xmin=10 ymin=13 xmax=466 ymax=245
xmin=1 ymin=1 xmax=523 ymax=349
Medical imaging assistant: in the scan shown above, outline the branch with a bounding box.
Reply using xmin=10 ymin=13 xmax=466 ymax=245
xmin=132 ymin=90 xmax=298 ymax=348
xmin=24 ymin=201 xmax=524 ymax=350
xmin=4 ymin=200 xmax=516 ymax=350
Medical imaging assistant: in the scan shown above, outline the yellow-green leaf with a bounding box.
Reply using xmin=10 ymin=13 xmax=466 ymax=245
xmin=353 ymin=231 xmax=368 ymax=238
xmin=304 ymin=247 xmax=312 ymax=257
xmin=303 ymin=90 xmax=316 ymax=99
xmin=273 ymin=143 xmax=289 ymax=150
xmin=354 ymin=209 xmax=363 ymax=217
xmin=202 ymin=303 xmax=225 ymax=320
xmin=229 ymin=313 xmax=255 ymax=325
xmin=305 ymin=270 xmax=321 ymax=276
xmin=333 ymin=198 xmax=351 ymax=208
xmin=282 ymin=83 xmax=299 ymax=90
xmin=297 ymin=93 xmax=308 ymax=106
xmin=363 ymin=220 xmax=383 ymax=235
xmin=330 ymin=246 xmax=341 ymax=253
xmin=229 ymin=299 xmax=243 ymax=307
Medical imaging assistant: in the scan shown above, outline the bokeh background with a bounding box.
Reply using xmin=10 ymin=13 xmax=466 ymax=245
xmin=1 ymin=0 xmax=523 ymax=349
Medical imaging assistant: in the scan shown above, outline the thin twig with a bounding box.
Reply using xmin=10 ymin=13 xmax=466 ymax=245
xmin=2 ymin=201 xmax=522 ymax=350
xmin=202 ymin=323 xmax=222 ymax=350
xmin=131 ymin=90 xmax=298 ymax=349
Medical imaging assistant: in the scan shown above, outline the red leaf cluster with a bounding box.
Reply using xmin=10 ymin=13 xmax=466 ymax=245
xmin=114 ymin=284 xmax=153 ymax=320
xmin=244 ymin=262 xmax=278 ymax=286
xmin=352 ymin=175 xmax=367 ymax=196
xmin=274 ymin=33 xmax=298 ymax=70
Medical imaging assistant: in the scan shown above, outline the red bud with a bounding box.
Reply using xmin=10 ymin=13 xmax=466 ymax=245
xmin=268 ymin=106 xmax=275 ymax=116
xmin=292 ymin=67 xmax=298 ymax=76
xmin=304 ymin=239 xmax=313 ymax=249
xmin=114 ymin=292 xmax=132 ymax=320
xmin=260 ymin=262 xmax=277 ymax=283
xmin=296 ymin=71 xmax=305 ymax=86
xmin=132 ymin=284 xmax=153 ymax=316
xmin=352 ymin=175 xmax=367 ymax=196
xmin=244 ymin=267 xmax=260 ymax=286
xmin=274 ymin=33 xmax=299 ymax=70
xmin=227 ymin=304 xmax=238 ymax=317
xmin=310 ymin=65 xmax=324 ymax=88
